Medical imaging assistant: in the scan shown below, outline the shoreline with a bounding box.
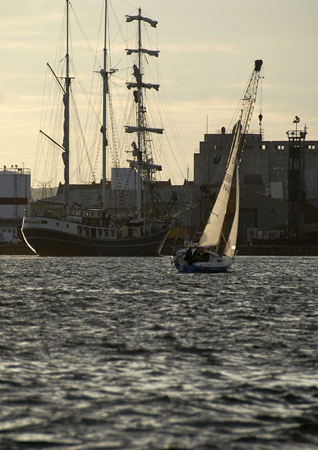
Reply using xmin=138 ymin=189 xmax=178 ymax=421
xmin=2 ymin=242 xmax=318 ymax=257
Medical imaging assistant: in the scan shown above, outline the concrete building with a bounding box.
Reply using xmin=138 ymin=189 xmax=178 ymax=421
xmin=194 ymin=126 xmax=318 ymax=201
xmin=193 ymin=125 xmax=318 ymax=242
xmin=111 ymin=168 xmax=137 ymax=191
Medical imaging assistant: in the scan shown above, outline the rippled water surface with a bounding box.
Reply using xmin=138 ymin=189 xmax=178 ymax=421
xmin=0 ymin=255 xmax=317 ymax=449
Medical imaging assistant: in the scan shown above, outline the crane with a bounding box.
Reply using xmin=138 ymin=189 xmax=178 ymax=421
xmin=236 ymin=59 xmax=263 ymax=165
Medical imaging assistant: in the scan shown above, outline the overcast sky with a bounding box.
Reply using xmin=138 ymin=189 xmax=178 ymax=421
xmin=0 ymin=0 xmax=317 ymax=185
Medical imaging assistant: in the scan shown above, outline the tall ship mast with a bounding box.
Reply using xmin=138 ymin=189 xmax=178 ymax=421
xmin=101 ymin=0 xmax=108 ymax=212
xmin=125 ymin=9 xmax=164 ymax=221
xmin=21 ymin=2 xmax=172 ymax=257
xmin=63 ymin=0 xmax=70 ymax=215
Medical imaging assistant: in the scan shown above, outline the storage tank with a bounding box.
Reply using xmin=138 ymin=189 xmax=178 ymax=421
xmin=0 ymin=165 xmax=31 ymax=219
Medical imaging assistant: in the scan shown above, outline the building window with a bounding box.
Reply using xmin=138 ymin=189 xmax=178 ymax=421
xmin=262 ymin=144 xmax=268 ymax=150
xmin=290 ymin=159 xmax=300 ymax=169
xmin=277 ymin=145 xmax=285 ymax=150
xmin=307 ymin=144 xmax=315 ymax=150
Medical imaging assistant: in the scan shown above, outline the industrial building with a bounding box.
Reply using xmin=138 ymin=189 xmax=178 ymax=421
xmin=194 ymin=125 xmax=318 ymax=203
xmin=193 ymin=121 xmax=318 ymax=244
xmin=0 ymin=166 xmax=31 ymax=243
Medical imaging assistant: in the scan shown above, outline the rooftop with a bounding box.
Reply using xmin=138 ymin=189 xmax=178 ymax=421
xmin=1 ymin=165 xmax=31 ymax=174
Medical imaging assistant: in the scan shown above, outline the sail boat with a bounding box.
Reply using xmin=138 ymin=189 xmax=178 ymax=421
xmin=173 ymin=121 xmax=241 ymax=273
xmin=173 ymin=59 xmax=263 ymax=273
xmin=21 ymin=1 xmax=171 ymax=257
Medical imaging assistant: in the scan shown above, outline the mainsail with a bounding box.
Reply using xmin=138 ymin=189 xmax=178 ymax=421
xmin=199 ymin=120 xmax=241 ymax=248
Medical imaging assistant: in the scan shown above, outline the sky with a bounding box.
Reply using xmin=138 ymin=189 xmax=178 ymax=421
xmin=0 ymin=0 xmax=317 ymax=186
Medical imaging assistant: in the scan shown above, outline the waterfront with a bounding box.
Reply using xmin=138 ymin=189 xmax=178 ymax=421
xmin=3 ymin=240 xmax=318 ymax=257
xmin=0 ymin=255 xmax=317 ymax=449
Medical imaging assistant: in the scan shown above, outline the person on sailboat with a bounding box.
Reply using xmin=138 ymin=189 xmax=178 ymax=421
xmin=193 ymin=247 xmax=209 ymax=263
xmin=184 ymin=247 xmax=193 ymax=264
xmin=192 ymin=247 xmax=200 ymax=262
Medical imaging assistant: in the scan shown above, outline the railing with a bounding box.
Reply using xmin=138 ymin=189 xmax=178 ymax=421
xmin=0 ymin=166 xmax=31 ymax=174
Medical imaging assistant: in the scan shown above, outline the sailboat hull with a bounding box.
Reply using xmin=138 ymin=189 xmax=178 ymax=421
xmin=174 ymin=262 xmax=229 ymax=273
xmin=22 ymin=217 xmax=170 ymax=257
xmin=173 ymin=249 xmax=233 ymax=273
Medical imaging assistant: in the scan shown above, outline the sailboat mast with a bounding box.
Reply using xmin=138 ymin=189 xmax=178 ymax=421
xmin=64 ymin=0 xmax=70 ymax=215
xmin=136 ymin=7 xmax=142 ymax=219
xmin=101 ymin=0 xmax=108 ymax=211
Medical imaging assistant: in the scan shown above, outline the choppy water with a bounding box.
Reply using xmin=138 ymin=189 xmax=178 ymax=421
xmin=0 ymin=255 xmax=317 ymax=450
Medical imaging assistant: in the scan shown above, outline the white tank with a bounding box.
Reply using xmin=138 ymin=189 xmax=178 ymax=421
xmin=0 ymin=166 xmax=31 ymax=219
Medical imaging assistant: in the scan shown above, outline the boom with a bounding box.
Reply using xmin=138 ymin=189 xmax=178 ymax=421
xmin=237 ymin=59 xmax=263 ymax=164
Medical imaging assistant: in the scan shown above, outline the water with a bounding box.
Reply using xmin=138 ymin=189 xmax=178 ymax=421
xmin=0 ymin=255 xmax=317 ymax=450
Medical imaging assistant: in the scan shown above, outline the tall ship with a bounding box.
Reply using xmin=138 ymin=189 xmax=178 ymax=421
xmin=22 ymin=1 xmax=172 ymax=256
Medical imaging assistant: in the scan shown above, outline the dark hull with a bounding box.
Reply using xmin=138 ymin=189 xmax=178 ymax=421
xmin=175 ymin=263 xmax=228 ymax=273
xmin=22 ymin=226 xmax=171 ymax=257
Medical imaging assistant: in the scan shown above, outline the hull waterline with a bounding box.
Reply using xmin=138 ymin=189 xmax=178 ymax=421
xmin=174 ymin=262 xmax=229 ymax=273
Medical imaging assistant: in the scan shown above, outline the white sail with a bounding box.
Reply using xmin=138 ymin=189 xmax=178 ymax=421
xmin=223 ymin=163 xmax=239 ymax=258
xmin=199 ymin=120 xmax=241 ymax=248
